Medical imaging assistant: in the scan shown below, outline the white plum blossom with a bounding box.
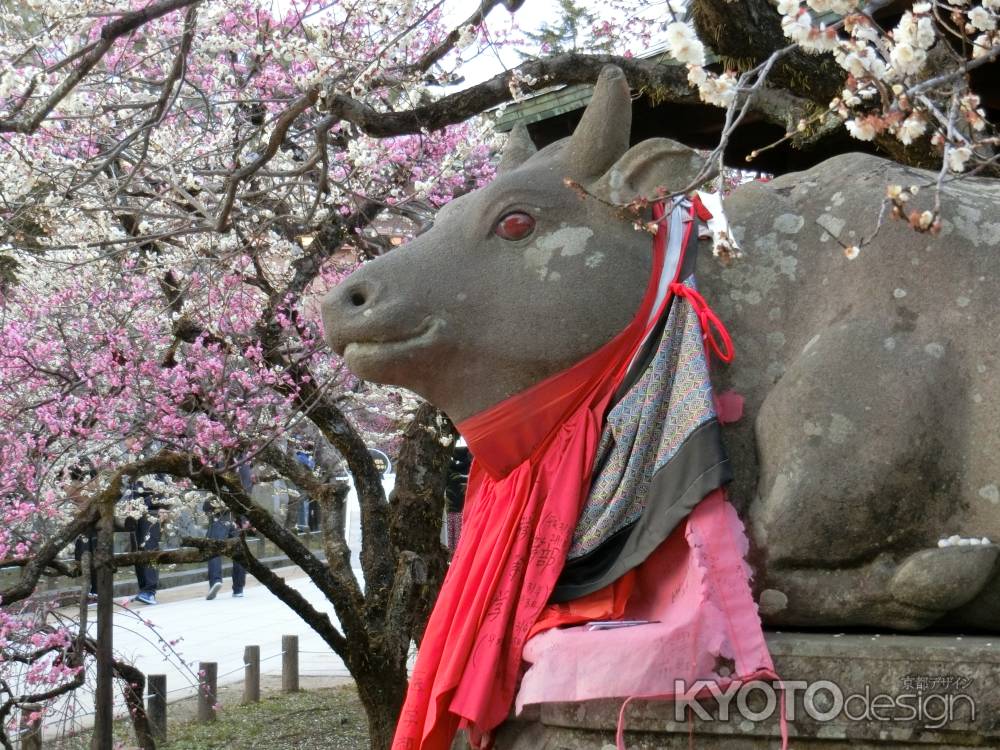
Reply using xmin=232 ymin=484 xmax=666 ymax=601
xmin=885 ymin=9 xmax=940 ymax=77
xmin=846 ymin=118 xmax=878 ymax=141
xmin=809 ymin=24 xmax=841 ymax=52
xmin=890 ymin=42 xmax=927 ymax=76
xmin=694 ymin=70 xmax=738 ymax=108
xmin=506 ymin=68 xmax=538 ymax=101
xmin=961 ymin=92 xmax=982 ymax=111
xmin=969 ymin=7 xmax=997 ymax=31
xmin=836 ymin=45 xmax=888 ymax=79
xmin=961 ymin=94 xmax=989 ymax=131
xmin=781 ymin=10 xmax=814 ymax=45
xmin=836 ymin=50 xmax=868 ymax=78
xmin=972 ymin=31 xmax=999 ymax=57
xmin=456 ymin=24 xmax=478 ymax=49
xmin=777 ymin=0 xmax=800 ymax=15
xmin=687 ymin=65 xmax=708 ymax=86
xmin=846 ymin=16 xmax=881 ymax=44
xmin=896 ymin=114 xmax=927 ymax=145
xmin=947 ymin=146 xmax=973 ymax=172
xmin=915 ymin=16 xmax=936 ymax=47
xmin=665 ymin=22 xmax=706 ymax=66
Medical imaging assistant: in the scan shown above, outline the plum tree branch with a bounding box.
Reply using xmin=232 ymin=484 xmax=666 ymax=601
xmin=397 ymin=0 xmax=511 ymax=80
xmin=69 ymin=4 xmax=201 ymax=198
xmin=326 ymin=53 xmax=698 ymax=137
xmin=145 ymin=451 xmax=371 ymax=651
xmin=235 ymin=535 xmax=350 ymax=656
xmin=0 ymin=0 xmax=203 ymax=134
xmin=257 ymin=444 xmax=365 ymax=610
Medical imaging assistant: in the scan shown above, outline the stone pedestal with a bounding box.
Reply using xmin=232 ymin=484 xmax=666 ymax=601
xmin=495 ymin=632 xmax=1000 ymax=749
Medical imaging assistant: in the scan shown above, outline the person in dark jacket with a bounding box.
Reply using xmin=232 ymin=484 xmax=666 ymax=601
xmin=128 ymin=477 xmax=170 ymax=605
xmin=444 ymin=445 xmax=471 ymax=552
xmin=293 ymin=441 xmax=316 ymax=531
xmin=67 ymin=461 xmax=99 ymax=599
xmin=203 ymin=497 xmax=247 ymax=599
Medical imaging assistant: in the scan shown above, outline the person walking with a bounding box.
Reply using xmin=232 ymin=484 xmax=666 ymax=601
xmin=444 ymin=444 xmax=471 ymax=552
xmin=292 ymin=441 xmax=316 ymax=531
xmin=128 ymin=477 xmax=169 ymax=605
xmin=203 ymin=497 xmax=247 ymax=599
xmin=66 ymin=460 xmax=99 ymax=600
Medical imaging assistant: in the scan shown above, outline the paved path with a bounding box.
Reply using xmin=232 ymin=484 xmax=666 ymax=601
xmin=46 ymin=566 xmax=354 ymax=736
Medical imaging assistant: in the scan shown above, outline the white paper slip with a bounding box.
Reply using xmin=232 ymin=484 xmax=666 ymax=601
xmin=585 ymin=620 xmax=659 ymax=631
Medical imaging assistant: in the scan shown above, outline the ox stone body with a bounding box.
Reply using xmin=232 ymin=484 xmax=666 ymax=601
xmin=322 ymin=66 xmax=1000 ymax=632
xmin=705 ymin=154 xmax=1000 ymax=631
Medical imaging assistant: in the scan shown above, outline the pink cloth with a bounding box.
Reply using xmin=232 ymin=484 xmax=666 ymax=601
xmin=516 ymin=491 xmax=783 ymax=746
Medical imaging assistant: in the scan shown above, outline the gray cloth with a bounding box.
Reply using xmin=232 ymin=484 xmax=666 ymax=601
xmin=552 ymin=275 xmax=732 ymax=602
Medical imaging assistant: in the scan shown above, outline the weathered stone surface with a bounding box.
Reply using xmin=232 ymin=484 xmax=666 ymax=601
xmin=495 ymin=633 xmax=1000 ymax=749
xmin=699 ymin=154 xmax=1000 ymax=630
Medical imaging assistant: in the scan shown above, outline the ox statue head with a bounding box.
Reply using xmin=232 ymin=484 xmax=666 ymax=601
xmin=322 ymin=66 xmax=707 ymax=422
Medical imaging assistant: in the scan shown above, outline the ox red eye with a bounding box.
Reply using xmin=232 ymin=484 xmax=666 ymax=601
xmin=494 ymin=211 xmax=535 ymax=240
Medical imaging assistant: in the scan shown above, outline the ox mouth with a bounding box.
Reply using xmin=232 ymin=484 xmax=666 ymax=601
xmin=340 ymin=318 xmax=443 ymax=366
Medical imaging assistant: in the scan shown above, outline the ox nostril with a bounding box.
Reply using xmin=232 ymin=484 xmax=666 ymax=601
xmin=337 ymin=279 xmax=378 ymax=315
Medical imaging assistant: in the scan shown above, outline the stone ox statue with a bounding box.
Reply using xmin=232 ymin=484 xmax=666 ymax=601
xmin=323 ymin=66 xmax=1000 ymax=633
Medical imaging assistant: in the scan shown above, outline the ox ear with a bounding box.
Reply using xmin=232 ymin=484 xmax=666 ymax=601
xmin=497 ymin=123 xmax=537 ymax=174
xmin=564 ymin=66 xmax=632 ymax=179
xmin=590 ymin=138 xmax=714 ymax=205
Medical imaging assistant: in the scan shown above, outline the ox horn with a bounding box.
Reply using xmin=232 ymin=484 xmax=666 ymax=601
xmin=497 ymin=122 xmax=537 ymax=174
xmin=565 ymin=66 xmax=632 ymax=180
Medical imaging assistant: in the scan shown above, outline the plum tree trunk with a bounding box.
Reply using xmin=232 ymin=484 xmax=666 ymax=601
xmin=345 ymin=402 xmax=458 ymax=750
xmin=354 ymin=656 xmax=409 ymax=750
xmin=389 ymin=404 xmax=457 ymax=643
